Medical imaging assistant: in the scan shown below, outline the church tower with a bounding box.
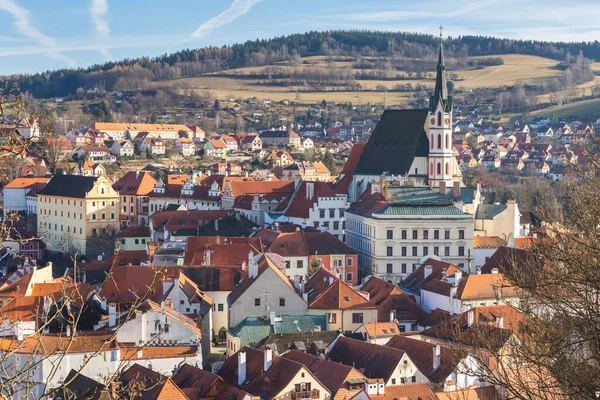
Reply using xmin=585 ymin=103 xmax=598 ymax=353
xmin=427 ymin=29 xmax=455 ymax=189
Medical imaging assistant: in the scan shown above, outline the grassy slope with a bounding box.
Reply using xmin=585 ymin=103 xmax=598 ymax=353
xmin=149 ymin=54 xmax=565 ymax=105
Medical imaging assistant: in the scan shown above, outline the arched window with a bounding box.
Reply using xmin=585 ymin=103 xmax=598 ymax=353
xmin=445 ymin=162 xmax=450 ymax=175
xmin=429 ymin=162 xmax=433 ymax=175
xmin=430 ymin=134 xmax=434 ymax=149
xmin=437 ymin=111 xmax=442 ymax=126
xmin=437 ymin=162 xmax=441 ymax=175
xmin=445 ymin=134 xmax=449 ymax=149
xmin=437 ymin=134 xmax=442 ymax=149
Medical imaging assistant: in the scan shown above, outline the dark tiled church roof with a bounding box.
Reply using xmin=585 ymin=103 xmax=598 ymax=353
xmin=354 ymin=109 xmax=429 ymax=176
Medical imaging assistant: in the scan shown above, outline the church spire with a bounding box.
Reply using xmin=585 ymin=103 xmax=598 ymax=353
xmin=430 ymin=26 xmax=452 ymax=113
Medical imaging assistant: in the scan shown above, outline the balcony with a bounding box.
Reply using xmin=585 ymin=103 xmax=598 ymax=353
xmin=291 ymin=389 xmax=320 ymax=399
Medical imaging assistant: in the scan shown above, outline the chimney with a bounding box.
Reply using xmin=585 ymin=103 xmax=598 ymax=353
xmin=295 ymin=226 xmax=301 ymax=232
xmin=66 ymin=325 xmax=72 ymax=337
xmin=238 ymin=350 xmax=247 ymax=386
xmin=306 ymin=182 xmax=314 ymax=200
xmin=108 ymin=303 xmax=117 ymax=328
xmin=274 ymin=222 xmax=280 ymax=232
xmin=328 ymin=276 xmax=334 ymax=286
xmin=136 ymin=170 xmax=140 ymax=180
xmin=389 ymin=311 xmax=395 ymax=323
xmin=97 ymin=254 xmax=103 ymax=262
xmin=241 ymin=261 xmax=247 ymax=272
xmin=439 ymin=181 xmax=447 ymax=195
xmin=433 ymin=344 xmax=441 ymax=371
xmin=496 ymin=316 xmax=505 ymax=329
xmin=453 ymin=181 xmax=460 ymax=198
xmin=264 ymin=348 xmax=273 ymax=371
xmin=491 ymin=267 xmax=499 ymax=274
xmin=476 ymin=267 xmax=482 ymax=275
xmin=424 ymin=265 xmax=433 ymax=279
xmin=454 ymin=271 xmax=462 ymax=286
xmin=467 ymin=309 xmax=474 ymax=327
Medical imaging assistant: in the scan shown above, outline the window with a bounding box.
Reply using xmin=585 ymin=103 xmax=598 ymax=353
xmin=121 ymin=239 xmax=126 ymax=244
xmin=323 ymin=221 xmax=330 ymax=228
xmin=387 ymin=247 xmax=393 ymax=256
xmin=412 ymin=246 xmax=418 ymax=256
xmin=445 ymin=229 xmax=450 ymax=239
xmin=401 ymin=247 xmax=407 ymax=256
xmin=401 ymin=263 xmax=407 ymax=274
xmin=459 ymin=246 xmax=465 ymax=256
xmin=319 ymin=209 xmax=325 ymax=218
xmin=254 ymin=298 xmax=261 ymax=306
xmin=111 ymin=213 xmax=115 ymax=219
xmin=92 ymin=214 xmax=96 ymax=220
xmin=346 ymin=272 xmax=353 ymax=281
xmin=459 ymin=229 xmax=465 ymax=239
xmin=347 ymin=258 xmax=352 ymax=266
xmin=297 ymin=260 xmax=303 ymax=269
xmin=329 ymin=209 xmax=335 ymax=218
xmin=446 ymin=162 xmax=450 ymax=175
xmin=411 ymin=376 xmax=416 ymax=383
xmin=387 ymin=229 xmax=393 ymax=239
xmin=314 ymin=222 xmax=320 ymax=228
xmin=434 ymin=246 xmax=439 ymax=256
xmin=123 ymin=206 xmax=127 ymax=212
xmin=92 ymin=201 xmax=95 ymax=207
xmin=286 ymin=261 xmax=291 ymax=269
xmin=392 ymin=379 xmax=396 ymax=385
xmin=412 ymin=230 xmax=418 ymax=239
xmin=328 ymin=313 xmax=337 ymax=324
xmin=92 ymin=228 xmax=97 ymax=235
xmin=437 ymin=133 xmax=442 ymax=149
xmin=135 ymin=239 xmax=139 ymax=245
xmin=142 ymin=239 xmax=146 ymax=244
xmin=423 ymin=246 xmax=428 ymax=256
xmin=387 ymin=263 xmax=393 ymax=274
xmin=445 ymin=246 xmax=450 ymax=257
xmin=434 ymin=230 xmax=440 ymax=239
xmin=333 ymin=221 xmax=339 ymax=230
xmin=437 ymin=162 xmax=441 ymax=175
xmin=101 ymin=213 xmax=106 ymax=220
xmin=352 ymin=313 xmax=364 ymax=324
xmin=279 ymin=298 xmax=286 ymax=307
xmin=401 ymin=230 xmax=407 ymax=240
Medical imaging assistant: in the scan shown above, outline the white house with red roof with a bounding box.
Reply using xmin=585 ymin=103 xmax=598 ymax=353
xmin=270 ymin=180 xmax=349 ymax=239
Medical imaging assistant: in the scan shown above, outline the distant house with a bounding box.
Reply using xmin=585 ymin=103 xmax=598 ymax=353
xmin=260 ymin=131 xmax=301 ymax=148
xmin=240 ymin=134 xmax=262 ymax=151
xmin=221 ymin=135 xmax=239 ymax=150
xmin=176 ymin=137 xmax=196 ymax=157
xmin=74 ymin=145 xmax=111 ymax=161
xmin=203 ymin=139 xmax=228 ymax=159
xmin=110 ymin=140 xmax=134 ymax=157
xmin=282 ymin=161 xmax=330 ymax=182
xmin=72 ymin=160 xmax=105 ymax=177
xmin=265 ymin=150 xmax=294 ymax=167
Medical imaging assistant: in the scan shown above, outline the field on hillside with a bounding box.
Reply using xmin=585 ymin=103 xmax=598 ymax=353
xmin=150 ymin=54 xmax=564 ymax=105
xmin=527 ymin=97 xmax=600 ymax=120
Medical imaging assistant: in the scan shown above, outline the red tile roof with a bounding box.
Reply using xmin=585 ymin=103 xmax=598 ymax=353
xmin=368 ymin=383 xmax=437 ymax=400
xmin=277 ymin=181 xmax=339 ymax=219
xmin=309 ymin=278 xmax=377 ymax=310
xmin=360 ymin=276 xmax=427 ymax=322
xmin=183 ymin=236 xmax=262 ymax=266
xmin=112 ymin=171 xmax=157 ymax=195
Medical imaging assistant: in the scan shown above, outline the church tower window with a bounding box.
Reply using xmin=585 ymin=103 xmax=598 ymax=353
xmin=446 ymin=134 xmax=449 ymax=149
xmin=437 ymin=111 xmax=442 ymax=126
xmin=437 ymin=162 xmax=441 ymax=175
xmin=445 ymin=162 xmax=450 ymax=175
xmin=431 ymin=134 xmax=434 ymax=149
xmin=437 ymin=134 xmax=441 ymax=149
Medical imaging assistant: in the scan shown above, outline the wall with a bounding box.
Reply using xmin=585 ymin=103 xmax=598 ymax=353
xmin=228 ymin=268 xmax=307 ymax=327
xmin=273 ymin=366 xmax=331 ymax=400
xmin=420 ymin=289 xmax=462 ymax=314
xmin=473 ymin=247 xmax=498 ymax=269
xmin=207 ymin=291 xmax=230 ymax=338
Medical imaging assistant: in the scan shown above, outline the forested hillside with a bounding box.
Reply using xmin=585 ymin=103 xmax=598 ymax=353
xmin=6 ymin=30 xmax=600 ymax=99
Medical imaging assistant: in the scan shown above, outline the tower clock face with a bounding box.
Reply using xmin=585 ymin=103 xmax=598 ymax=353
xmin=431 ymin=117 xmax=436 ymax=125
xmin=444 ymin=118 xmax=450 ymax=125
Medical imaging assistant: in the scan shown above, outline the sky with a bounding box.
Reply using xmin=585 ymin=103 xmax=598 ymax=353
xmin=0 ymin=0 xmax=599 ymax=75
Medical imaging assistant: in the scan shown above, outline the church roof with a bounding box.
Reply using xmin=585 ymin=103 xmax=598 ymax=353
xmin=354 ymin=109 xmax=429 ymax=176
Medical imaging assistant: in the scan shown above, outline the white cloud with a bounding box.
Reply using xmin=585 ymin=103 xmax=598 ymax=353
xmin=90 ymin=0 xmax=111 ymax=61
xmin=0 ymin=0 xmax=75 ymax=66
xmin=189 ymin=0 xmax=262 ymax=40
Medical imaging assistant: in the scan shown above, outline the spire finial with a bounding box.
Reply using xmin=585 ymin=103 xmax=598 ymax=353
xmin=438 ymin=25 xmax=444 ymax=38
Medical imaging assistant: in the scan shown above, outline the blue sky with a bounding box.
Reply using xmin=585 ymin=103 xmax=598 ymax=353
xmin=0 ymin=0 xmax=598 ymax=75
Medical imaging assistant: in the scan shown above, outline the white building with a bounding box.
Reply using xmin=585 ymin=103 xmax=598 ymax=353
xmin=3 ymin=177 xmax=50 ymax=217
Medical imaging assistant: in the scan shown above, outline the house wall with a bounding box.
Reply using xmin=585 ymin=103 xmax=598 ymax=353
xmin=420 ymin=289 xmax=462 ymax=314
xmin=3 ymin=188 xmax=29 ymax=217
xmin=207 ymin=291 xmax=230 ymax=336
xmin=309 ymin=308 xmax=377 ymax=333
xmin=280 ymin=256 xmax=309 ymax=281
xmin=273 ymin=366 xmax=331 ymax=400
xmin=473 ymin=247 xmax=498 ymax=269
xmin=228 ymin=268 xmax=307 ymax=327
xmin=117 ymin=309 xmax=200 ymax=345
xmin=120 ymin=236 xmax=149 ymax=251
xmin=308 ymin=254 xmax=358 ymax=285
xmin=385 ymin=354 xmax=428 ymax=386
xmin=345 ymin=212 xmax=475 ymax=284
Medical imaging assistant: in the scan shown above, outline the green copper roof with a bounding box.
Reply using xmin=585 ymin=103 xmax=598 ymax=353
xmin=381 ymin=204 xmax=466 ymax=215
xmin=475 ymin=204 xmax=508 ymax=219
xmin=229 ymin=314 xmax=327 ymax=348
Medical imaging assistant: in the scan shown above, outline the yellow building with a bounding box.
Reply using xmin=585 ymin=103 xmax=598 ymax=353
xmin=37 ymin=174 xmax=120 ymax=255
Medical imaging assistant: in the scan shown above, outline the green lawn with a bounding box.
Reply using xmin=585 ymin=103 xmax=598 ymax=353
xmin=527 ymin=98 xmax=600 ymax=121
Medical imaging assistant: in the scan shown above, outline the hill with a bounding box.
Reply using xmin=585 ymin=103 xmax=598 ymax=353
xmin=6 ymin=30 xmax=600 ymax=99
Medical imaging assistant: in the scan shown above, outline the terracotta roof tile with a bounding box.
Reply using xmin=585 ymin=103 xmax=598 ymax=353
xmin=112 ymin=171 xmax=157 ymax=195
xmin=359 ymin=322 xmax=401 ymax=337
xmin=327 ymin=336 xmax=406 ymax=382
xmin=309 ymin=278 xmax=377 ymax=310
xmin=455 ymin=273 xmax=518 ymax=300
xmin=368 ymin=383 xmax=437 ymax=400
xmin=5 ymin=176 xmax=50 ymax=189
xmin=473 ymin=236 xmax=507 ymax=249
xmin=360 ymin=276 xmax=427 ymax=322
